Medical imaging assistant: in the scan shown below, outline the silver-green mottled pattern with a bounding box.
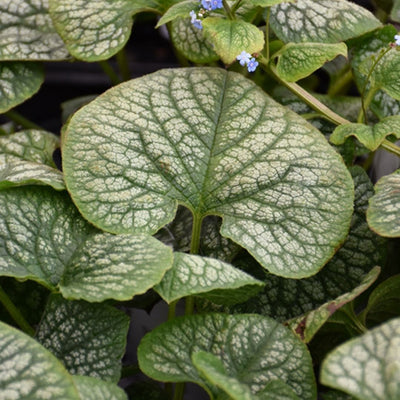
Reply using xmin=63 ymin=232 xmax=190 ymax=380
xmin=138 ymin=313 xmax=316 ymax=399
xmin=0 ymin=0 xmax=68 ymax=61
xmin=275 ymin=42 xmax=347 ymax=82
xmin=60 ymin=232 xmax=173 ymax=301
xmin=72 ymin=375 xmax=127 ymax=400
xmin=36 ymin=294 xmax=129 ymax=383
xmin=270 ymin=0 xmax=381 ymax=44
xmin=202 ymin=18 xmax=264 ymax=64
xmin=0 ymin=321 xmax=80 ymax=400
xmin=0 ymin=186 xmax=95 ymax=288
xmin=224 ymin=167 xmax=386 ymax=321
xmin=62 ymin=68 xmax=353 ymax=279
xmin=287 ymin=266 xmax=380 ymax=343
xmin=367 ymin=169 xmax=400 ymax=237
xmin=48 ymin=0 xmax=135 ymax=61
xmin=321 ymin=317 xmax=400 ymax=400
xmin=0 ymin=62 xmax=44 ymax=113
xmin=154 ymin=252 xmax=263 ymax=304
xmin=170 ymin=18 xmax=219 ymax=63
xmin=0 ymin=129 xmax=64 ymax=190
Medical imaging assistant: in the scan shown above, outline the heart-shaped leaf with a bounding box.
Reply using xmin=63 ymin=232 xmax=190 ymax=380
xmin=0 ymin=62 xmax=44 ymax=113
xmin=0 ymin=186 xmax=173 ymax=300
xmin=320 ymin=317 xmax=400 ymax=400
xmin=270 ymin=0 xmax=381 ymax=44
xmin=202 ymin=18 xmax=264 ymax=64
xmin=215 ymin=167 xmax=386 ymax=321
xmin=367 ymin=169 xmax=400 ymax=237
xmin=330 ymin=116 xmax=400 ymax=151
xmin=138 ymin=313 xmax=317 ymax=399
xmin=0 ymin=320 xmax=80 ymax=400
xmin=62 ymin=67 xmax=353 ymax=279
xmin=287 ymin=266 xmax=380 ymax=343
xmin=192 ymin=351 xmax=300 ymax=400
xmin=274 ymin=42 xmax=347 ymax=82
xmin=154 ymin=252 xmax=263 ymax=304
xmin=48 ymin=0 xmax=135 ymax=61
xmin=36 ymin=294 xmax=129 ymax=382
xmin=0 ymin=129 xmax=65 ymax=190
xmin=0 ymin=0 xmax=69 ymax=61
xmin=170 ymin=18 xmax=220 ymax=63
xmin=72 ymin=375 xmax=127 ymax=400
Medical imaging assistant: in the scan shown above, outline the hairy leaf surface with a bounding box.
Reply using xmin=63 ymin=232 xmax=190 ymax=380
xmin=63 ymin=68 xmax=353 ymax=279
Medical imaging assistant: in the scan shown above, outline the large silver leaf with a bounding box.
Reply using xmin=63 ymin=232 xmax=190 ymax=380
xmin=62 ymin=68 xmax=353 ymax=279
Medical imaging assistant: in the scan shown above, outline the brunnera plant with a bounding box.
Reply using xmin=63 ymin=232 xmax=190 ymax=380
xmin=0 ymin=0 xmax=400 ymax=399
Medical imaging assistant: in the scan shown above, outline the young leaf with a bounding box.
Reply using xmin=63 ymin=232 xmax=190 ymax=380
xmin=270 ymin=0 xmax=381 ymax=44
xmin=330 ymin=116 xmax=400 ymax=151
xmin=62 ymin=67 xmax=354 ymax=279
xmin=48 ymin=0 xmax=136 ymax=61
xmin=0 ymin=62 xmax=44 ymax=113
xmin=287 ymin=266 xmax=380 ymax=343
xmin=154 ymin=252 xmax=263 ymax=304
xmin=219 ymin=167 xmax=386 ymax=321
xmin=0 ymin=320 xmax=80 ymax=400
xmin=320 ymin=317 xmax=400 ymax=400
xmin=138 ymin=313 xmax=317 ymax=399
xmin=36 ymin=294 xmax=129 ymax=383
xmin=274 ymin=42 xmax=347 ymax=82
xmin=0 ymin=186 xmax=173 ymax=300
xmin=193 ymin=351 xmax=300 ymax=400
xmin=170 ymin=18 xmax=219 ymax=63
xmin=156 ymin=0 xmax=199 ymax=28
xmin=0 ymin=0 xmax=69 ymax=61
xmin=72 ymin=375 xmax=127 ymax=400
xmin=202 ymin=18 xmax=264 ymax=64
xmin=367 ymin=169 xmax=400 ymax=237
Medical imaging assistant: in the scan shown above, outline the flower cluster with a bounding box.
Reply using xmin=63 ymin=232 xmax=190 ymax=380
xmin=395 ymin=34 xmax=400 ymax=46
xmin=190 ymin=10 xmax=203 ymax=30
xmin=190 ymin=0 xmax=223 ymax=30
xmin=236 ymin=51 xmax=259 ymax=72
xmin=201 ymin=0 xmax=223 ymax=11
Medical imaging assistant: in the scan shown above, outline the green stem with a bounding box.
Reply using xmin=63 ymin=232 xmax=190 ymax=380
xmin=120 ymin=364 xmax=141 ymax=378
xmin=264 ymin=8 xmax=271 ymax=61
xmin=98 ymin=60 xmax=121 ymax=85
xmin=327 ymin=68 xmax=353 ymax=97
xmin=0 ymin=285 xmax=35 ymax=336
xmin=116 ymin=48 xmax=131 ymax=81
xmin=231 ymin=0 xmax=243 ymax=13
xmin=267 ymin=62 xmax=350 ymax=126
xmin=381 ymin=139 xmax=400 ymax=157
xmin=357 ymin=86 xmax=377 ymax=124
xmin=4 ymin=110 xmax=42 ymax=130
xmin=173 ymin=383 xmax=185 ymax=400
xmin=168 ymin=299 xmax=178 ymax=321
xmin=222 ymin=0 xmax=235 ymax=20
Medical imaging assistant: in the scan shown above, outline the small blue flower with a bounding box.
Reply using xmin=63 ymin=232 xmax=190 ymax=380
xmin=395 ymin=34 xmax=400 ymax=46
xmin=190 ymin=10 xmax=203 ymax=30
xmin=201 ymin=0 xmax=223 ymax=11
xmin=236 ymin=51 xmax=251 ymax=67
xmin=247 ymin=57 xmax=259 ymax=73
